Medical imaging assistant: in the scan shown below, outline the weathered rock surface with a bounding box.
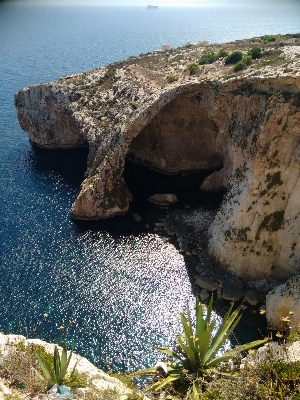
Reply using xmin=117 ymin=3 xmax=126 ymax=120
xmin=15 ymin=36 xmax=300 ymax=280
xmin=0 ymin=334 xmax=134 ymax=400
xmin=266 ymin=275 xmax=300 ymax=330
xmin=195 ymin=274 xmax=218 ymax=291
xmin=241 ymin=341 xmax=300 ymax=370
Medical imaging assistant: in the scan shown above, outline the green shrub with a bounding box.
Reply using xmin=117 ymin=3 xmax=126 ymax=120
xmin=243 ymin=55 xmax=252 ymax=66
xmin=287 ymin=326 xmax=300 ymax=343
xmin=188 ymin=63 xmax=199 ymax=75
xmin=132 ymin=296 xmax=266 ymax=395
xmin=225 ymin=51 xmax=243 ymax=65
xmin=0 ymin=343 xmax=49 ymax=393
xmin=263 ymin=35 xmax=276 ymax=44
xmin=202 ymin=358 xmax=300 ymax=400
xmin=199 ymin=52 xmax=218 ymax=65
xmin=218 ymin=48 xmax=228 ymax=58
xmin=286 ymin=33 xmax=300 ymax=38
xmin=64 ymin=102 xmax=71 ymax=114
xmin=234 ymin=60 xmax=246 ymax=72
xmin=247 ymin=46 xmax=262 ymax=59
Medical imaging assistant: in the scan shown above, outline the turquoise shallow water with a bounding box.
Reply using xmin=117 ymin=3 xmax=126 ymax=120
xmin=0 ymin=1 xmax=300 ymax=372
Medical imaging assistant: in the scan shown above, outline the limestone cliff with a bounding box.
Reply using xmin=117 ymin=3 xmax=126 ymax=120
xmin=15 ymin=36 xmax=300 ymax=280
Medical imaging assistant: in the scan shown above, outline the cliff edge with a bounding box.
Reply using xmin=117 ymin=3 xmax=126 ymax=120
xmin=15 ymin=35 xmax=300 ymax=280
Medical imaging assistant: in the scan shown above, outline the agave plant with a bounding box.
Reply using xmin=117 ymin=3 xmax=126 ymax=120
xmin=132 ymin=296 xmax=267 ymax=393
xmin=35 ymin=342 xmax=77 ymax=387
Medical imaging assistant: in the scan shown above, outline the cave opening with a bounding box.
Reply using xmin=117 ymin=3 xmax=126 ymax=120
xmin=123 ymin=159 xmax=225 ymax=218
xmin=123 ymin=88 xmax=228 ymax=218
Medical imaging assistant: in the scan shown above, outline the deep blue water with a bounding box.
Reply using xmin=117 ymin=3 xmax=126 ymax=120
xmin=1 ymin=1 xmax=300 ymax=372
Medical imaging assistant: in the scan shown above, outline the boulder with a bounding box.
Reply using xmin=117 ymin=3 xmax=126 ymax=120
xmin=148 ymin=194 xmax=178 ymax=205
xmin=131 ymin=213 xmax=142 ymax=222
xmin=221 ymin=279 xmax=244 ymax=302
xmin=199 ymin=288 xmax=210 ymax=302
xmin=195 ymin=275 xmax=218 ymax=291
xmin=266 ymin=275 xmax=300 ymax=330
xmin=244 ymin=290 xmax=260 ymax=306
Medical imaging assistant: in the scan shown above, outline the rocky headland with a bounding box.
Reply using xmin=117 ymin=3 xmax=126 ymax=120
xmin=15 ymin=35 xmax=300 ymax=329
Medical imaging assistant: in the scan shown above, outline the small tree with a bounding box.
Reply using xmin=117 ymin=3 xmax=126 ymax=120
xmin=263 ymin=35 xmax=276 ymax=44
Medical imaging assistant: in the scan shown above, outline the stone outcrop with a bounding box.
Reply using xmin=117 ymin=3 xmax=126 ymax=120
xmin=266 ymin=275 xmax=300 ymax=330
xmin=15 ymin=36 xmax=300 ymax=280
xmin=0 ymin=334 xmax=135 ymax=399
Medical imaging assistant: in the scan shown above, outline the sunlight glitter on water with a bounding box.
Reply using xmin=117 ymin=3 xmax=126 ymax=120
xmin=1 ymin=219 xmax=196 ymax=371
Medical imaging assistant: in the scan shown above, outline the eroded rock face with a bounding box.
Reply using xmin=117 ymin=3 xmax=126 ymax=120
xmin=14 ymin=37 xmax=300 ymax=280
xmin=128 ymin=90 xmax=224 ymax=174
xmin=15 ymin=84 xmax=86 ymax=148
xmin=209 ymin=83 xmax=300 ymax=279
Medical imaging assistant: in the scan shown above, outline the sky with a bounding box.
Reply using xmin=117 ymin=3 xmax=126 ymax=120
xmin=1 ymin=0 xmax=298 ymax=6
xmin=0 ymin=0 xmax=279 ymax=7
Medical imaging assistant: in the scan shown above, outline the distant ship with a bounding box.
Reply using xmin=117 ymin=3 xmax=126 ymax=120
xmin=147 ymin=5 xmax=158 ymax=10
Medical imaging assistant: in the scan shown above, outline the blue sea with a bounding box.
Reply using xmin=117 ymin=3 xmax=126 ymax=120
xmin=1 ymin=0 xmax=300 ymax=372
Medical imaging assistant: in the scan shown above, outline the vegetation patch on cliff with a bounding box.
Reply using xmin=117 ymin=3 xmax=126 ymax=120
xmin=255 ymin=210 xmax=285 ymax=240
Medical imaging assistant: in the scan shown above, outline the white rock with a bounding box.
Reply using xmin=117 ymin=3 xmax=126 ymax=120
xmin=0 ymin=382 xmax=12 ymax=396
xmin=47 ymin=384 xmax=59 ymax=394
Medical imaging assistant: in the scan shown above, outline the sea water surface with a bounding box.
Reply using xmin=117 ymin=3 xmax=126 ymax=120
xmin=1 ymin=1 xmax=300 ymax=372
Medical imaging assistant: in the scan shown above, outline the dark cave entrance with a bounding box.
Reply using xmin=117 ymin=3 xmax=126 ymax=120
xmin=123 ymin=159 xmax=225 ymax=217
xmin=123 ymin=87 xmax=228 ymax=218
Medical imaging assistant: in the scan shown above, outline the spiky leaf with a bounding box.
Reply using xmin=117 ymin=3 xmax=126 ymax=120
xmin=145 ymin=373 xmax=181 ymax=392
xmin=35 ymin=351 xmax=56 ymax=385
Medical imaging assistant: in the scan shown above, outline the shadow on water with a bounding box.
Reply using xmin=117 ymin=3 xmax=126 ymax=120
xmin=28 ymin=145 xmax=89 ymax=187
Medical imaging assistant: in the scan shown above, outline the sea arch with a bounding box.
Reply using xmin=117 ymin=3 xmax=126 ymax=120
xmin=71 ymin=81 xmax=237 ymax=220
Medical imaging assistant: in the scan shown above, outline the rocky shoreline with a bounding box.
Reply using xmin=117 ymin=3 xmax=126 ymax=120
xmin=15 ymin=34 xmax=300 ymax=330
xmin=148 ymin=205 xmax=279 ymax=310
